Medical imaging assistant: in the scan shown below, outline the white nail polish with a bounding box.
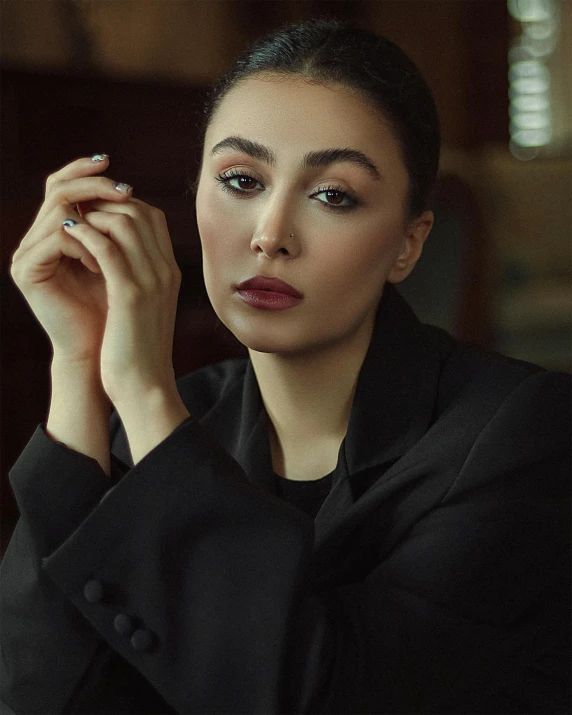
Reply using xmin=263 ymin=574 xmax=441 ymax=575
xmin=114 ymin=182 xmax=132 ymax=194
xmin=91 ymin=154 xmax=108 ymax=162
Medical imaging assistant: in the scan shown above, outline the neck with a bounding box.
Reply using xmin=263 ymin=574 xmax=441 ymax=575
xmin=248 ymin=310 xmax=376 ymax=479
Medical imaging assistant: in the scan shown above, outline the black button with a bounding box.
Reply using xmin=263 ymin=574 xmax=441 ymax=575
xmin=130 ymin=628 xmax=155 ymax=652
xmin=83 ymin=579 xmax=104 ymax=603
xmin=114 ymin=613 xmax=135 ymax=636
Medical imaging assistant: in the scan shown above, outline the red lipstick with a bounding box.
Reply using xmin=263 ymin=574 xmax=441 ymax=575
xmin=236 ymin=276 xmax=303 ymax=311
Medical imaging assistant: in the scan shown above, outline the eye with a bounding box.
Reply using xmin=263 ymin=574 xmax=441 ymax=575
xmin=310 ymin=187 xmax=359 ymax=210
xmin=216 ymin=171 xmax=264 ymax=195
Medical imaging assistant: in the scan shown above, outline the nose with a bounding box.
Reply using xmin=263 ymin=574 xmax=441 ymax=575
xmin=250 ymin=203 xmax=301 ymax=259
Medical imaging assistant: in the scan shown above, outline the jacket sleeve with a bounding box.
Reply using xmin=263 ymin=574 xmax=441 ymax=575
xmin=2 ymin=370 xmax=570 ymax=714
xmin=0 ymin=426 xmax=121 ymax=714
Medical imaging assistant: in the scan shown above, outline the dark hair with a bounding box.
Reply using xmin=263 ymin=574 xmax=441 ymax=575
xmin=200 ymin=18 xmax=440 ymax=219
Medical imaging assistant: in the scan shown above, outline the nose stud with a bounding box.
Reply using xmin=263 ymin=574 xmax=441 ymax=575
xmin=289 ymin=233 xmax=294 ymax=237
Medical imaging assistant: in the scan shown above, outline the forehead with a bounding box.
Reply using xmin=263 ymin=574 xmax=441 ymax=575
xmin=205 ymin=74 xmax=404 ymax=170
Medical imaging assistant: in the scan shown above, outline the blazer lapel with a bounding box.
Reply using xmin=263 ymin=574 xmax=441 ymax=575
xmin=344 ymin=284 xmax=442 ymax=474
xmin=314 ymin=285 xmax=445 ymax=547
xmin=200 ymin=360 xmax=277 ymax=493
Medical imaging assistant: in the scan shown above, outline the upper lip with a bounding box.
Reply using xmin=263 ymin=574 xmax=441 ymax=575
xmin=236 ymin=276 xmax=303 ymax=298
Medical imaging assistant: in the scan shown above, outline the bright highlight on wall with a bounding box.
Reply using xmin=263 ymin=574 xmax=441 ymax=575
xmin=507 ymin=0 xmax=558 ymax=159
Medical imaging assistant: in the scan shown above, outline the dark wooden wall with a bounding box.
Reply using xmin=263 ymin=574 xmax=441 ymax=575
xmin=0 ymin=71 xmax=250 ymax=550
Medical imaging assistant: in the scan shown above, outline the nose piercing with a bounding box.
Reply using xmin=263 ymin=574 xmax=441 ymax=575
xmin=289 ymin=233 xmax=294 ymax=237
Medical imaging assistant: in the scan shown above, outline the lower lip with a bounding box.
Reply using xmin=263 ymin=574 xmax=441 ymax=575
xmin=236 ymin=289 xmax=302 ymax=311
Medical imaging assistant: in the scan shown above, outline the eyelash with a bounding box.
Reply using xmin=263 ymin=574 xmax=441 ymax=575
xmin=215 ymin=170 xmax=360 ymax=211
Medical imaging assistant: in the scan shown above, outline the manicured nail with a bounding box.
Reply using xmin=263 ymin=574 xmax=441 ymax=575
xmin=62 ymin=219 xmax=77 ymax=227
xmin=91 ymin=153 xmax=108 ymax=162
xmin=114 ymin=182 xmax=132 ymax=194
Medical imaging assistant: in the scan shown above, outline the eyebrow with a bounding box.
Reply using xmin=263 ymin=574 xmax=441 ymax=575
xmin=210 ymin=136 xmax=382 ymax=181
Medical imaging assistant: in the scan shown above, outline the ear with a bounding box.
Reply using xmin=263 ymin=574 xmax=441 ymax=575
xmin=387 ymin=210 xmax=434 ymax=284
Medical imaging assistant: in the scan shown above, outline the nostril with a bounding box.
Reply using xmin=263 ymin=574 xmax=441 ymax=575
xmin=279 ymin=248 xmax=289 ymax=255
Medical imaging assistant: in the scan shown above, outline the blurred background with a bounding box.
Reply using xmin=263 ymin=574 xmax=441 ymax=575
xmin=1 ymin=0 xmax=571 ymax=549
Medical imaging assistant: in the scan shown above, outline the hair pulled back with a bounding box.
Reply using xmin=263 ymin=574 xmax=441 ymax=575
xmin=202 ymin=18 xmax=441 ymax=219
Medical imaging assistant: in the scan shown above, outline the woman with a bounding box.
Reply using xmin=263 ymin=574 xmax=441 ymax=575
xmin=1 ymin=19 xmax=569 ymax=715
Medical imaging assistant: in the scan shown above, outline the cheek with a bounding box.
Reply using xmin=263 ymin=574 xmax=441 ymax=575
xmin=196 ymin=186 xmax=242 ymax=268
xmin=317 ymin=217 xmax=404 ymax=293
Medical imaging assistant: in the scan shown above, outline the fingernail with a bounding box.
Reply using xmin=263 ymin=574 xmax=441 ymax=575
xmin=91 ymin=153 xmax=108 ymax=162
xmin=114 ymin=182 xmax=132 ymax=194
xmin=62 ymin=219 xmax=78 ymax=228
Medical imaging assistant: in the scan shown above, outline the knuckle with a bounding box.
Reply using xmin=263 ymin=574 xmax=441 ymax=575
xmin=44 ymin=173 xmax=57 ymax=191
xmin=128 ymin=197 xmax=146 ymax=211
xmin=10 ymin=251 xmax=26 ymax=283
xmin=156 ymin=268 xmax=171 ymax=286
xmin=172 ymin=265 xmax=183 ymax=285
xmin=158 ymin=261 xmax=181 ymax=285
xmin=151 ymin=206 xmax=166 ymax=221
xmin=10 ymin=268 xmax=21 ymax=287
xmin=100 ymin=240 xmax=116 ymax=258
xmin=45 ymin=178 xmax=65 ymax=201
xmin=127 ymin=204 xmax=145 ymax=222
xmin=146 ymin=273 xmax=162 ymax=293
xmin=10 ymin=244 xmax=22 ymax=263
xmin=9 ymin=257 xmax=20 ymax=280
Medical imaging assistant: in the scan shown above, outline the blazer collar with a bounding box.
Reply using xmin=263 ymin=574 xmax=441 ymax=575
xmin=202 ymin=284 xmax=442 ymax=490
xmin=343 ymin=283 xmax=441 ymax=475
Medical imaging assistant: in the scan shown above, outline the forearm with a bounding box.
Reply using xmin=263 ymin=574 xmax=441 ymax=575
xmin=46 ymin=354 xmax=112 ymax=476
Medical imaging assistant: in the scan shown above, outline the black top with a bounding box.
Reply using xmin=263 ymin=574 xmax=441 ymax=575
xmin=2 ymin=284 xmax=570 ymax=715
xmin=275 ymin=471 xmax=334 ymax=519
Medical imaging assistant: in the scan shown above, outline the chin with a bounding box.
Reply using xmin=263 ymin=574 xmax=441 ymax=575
xmin=216 ymin=308 xmax=363 ymax=358
xmin=219 ymin=312 xmax=309 ymax=355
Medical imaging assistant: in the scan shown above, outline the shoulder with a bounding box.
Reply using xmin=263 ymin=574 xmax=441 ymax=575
xmin=175 ymin=358 xmax=249 ymax=420
xmin=425 ymin=323 xmax=570 ymax=411
xmin=423 ymin=325 xmax=570 ymax=495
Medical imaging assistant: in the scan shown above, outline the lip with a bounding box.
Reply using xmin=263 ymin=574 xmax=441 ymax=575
xmin=235 ymin=275 xmax=303 ymax=311
xmin=236 ymin=276 xmax=303 ymax=298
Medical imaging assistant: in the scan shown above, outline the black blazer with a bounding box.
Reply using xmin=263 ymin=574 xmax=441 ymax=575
xmin=1 ymin=285 xmax=570 ymax=714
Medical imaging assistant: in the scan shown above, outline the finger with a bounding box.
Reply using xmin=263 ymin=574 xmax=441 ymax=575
xmin=19 ymin=201 xmax=84 ymax=252
xmin=75 ymin=198 xmax=176 ymax=264
xmin=35 ymin=155 xmax=112 ymax=223
xmin=47 ymin=154 xmax=110 ymax=186
xmin=79 ymin=210 xmax=160 ymax=283
xmin=11 ymin=228 xmax=101 ymax=287
xmin=46 ymin=176 xmax=133 ymax=208
xmin=144 ymin=202 xmax=177 ymax=264
xmin=36 ymin=175 xmax=133 ymax=229
xmin=18 ymin=193 xmax=130 ymax=255
xmin=61 ymin=219 xmax=135 ymax=297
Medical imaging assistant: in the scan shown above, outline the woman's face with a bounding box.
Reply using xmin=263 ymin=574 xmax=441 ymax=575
xmin=196 ymin=74 xmax=432 ymax=354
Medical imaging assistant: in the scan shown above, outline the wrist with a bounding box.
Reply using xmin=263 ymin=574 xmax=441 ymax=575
xmin=51 ymin=357 xmax=110 ymax=404
xmin=51 ymin=352 xmax=101 ymax=376
xmin=47 ymin=356 xmax=112 ymax=476
xmin=113 ymin=384 xmax=190 ymax=465
xmin=114 ymin=382 xmax=189 ymax=425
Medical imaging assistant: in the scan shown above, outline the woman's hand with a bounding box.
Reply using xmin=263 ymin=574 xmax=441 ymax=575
xmin=10 ymin=155 xmax=133 ymax=363
xmin=61 ymin=193 xmax=189 ymax=463
xmin=62 ymin=195 xmax=182 ymax=402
